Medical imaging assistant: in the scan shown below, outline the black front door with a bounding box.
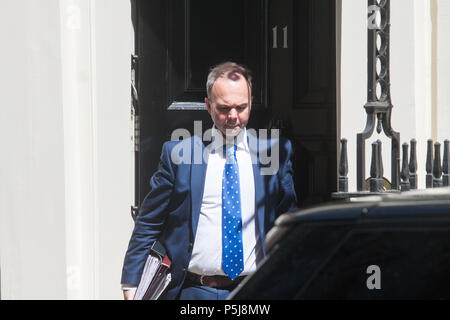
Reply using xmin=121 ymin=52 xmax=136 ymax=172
xmin=132 ymin=0 xmax=337 ymax=211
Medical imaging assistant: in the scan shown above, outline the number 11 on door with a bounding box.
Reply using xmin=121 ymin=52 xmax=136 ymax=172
xmin=272 ymin=26 xmax=288 ymax=49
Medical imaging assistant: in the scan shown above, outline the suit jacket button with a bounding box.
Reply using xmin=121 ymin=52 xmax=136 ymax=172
xmin=182 ymin=268 xmax=186 ymax=273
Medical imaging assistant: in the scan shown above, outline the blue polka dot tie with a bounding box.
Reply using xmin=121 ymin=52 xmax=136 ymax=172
xmin=222 ymin=144 xmax=244 ymax=280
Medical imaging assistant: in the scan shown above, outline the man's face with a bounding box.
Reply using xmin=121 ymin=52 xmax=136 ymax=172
xmin=205 ymin=74 xmax=251 ymax=137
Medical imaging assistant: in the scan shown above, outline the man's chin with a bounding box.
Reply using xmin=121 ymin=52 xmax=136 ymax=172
xmin=224 ymin=126 xmax=242 ymax=137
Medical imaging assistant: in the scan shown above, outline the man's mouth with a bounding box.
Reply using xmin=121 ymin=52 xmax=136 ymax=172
xmin=223 ymin=125 xmax=241 ymax=136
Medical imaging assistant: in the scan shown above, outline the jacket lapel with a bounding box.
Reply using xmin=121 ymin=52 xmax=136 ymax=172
xmin=252 ymin=164 xmax=266 ymax=257
xmin=190 ymin=138 xmax=208 ymax=239
xmin=249 ymin=133 xmax=267 ymax=256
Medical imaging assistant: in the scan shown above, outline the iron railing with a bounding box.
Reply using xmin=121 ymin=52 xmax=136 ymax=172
xmin=334 ymin=0 xmax=449 ymax=199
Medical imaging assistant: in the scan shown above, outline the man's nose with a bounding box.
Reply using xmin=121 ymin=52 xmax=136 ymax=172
xmin=228 ymin=108 xmax=238 ymax=120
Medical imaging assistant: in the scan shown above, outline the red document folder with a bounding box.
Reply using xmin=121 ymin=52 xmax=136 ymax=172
xmin=134 ymin=242 xmax=172 ymax=300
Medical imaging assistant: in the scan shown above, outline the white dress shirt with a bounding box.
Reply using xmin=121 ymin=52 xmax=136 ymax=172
xmin=188 ymin=127 xmax=262 ymax=276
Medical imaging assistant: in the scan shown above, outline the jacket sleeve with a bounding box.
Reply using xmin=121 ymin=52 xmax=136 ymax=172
xmin=121 ymin=142 xmax=176 ymax=286
xmin=276 ymin=138 xmax=299 ymax=215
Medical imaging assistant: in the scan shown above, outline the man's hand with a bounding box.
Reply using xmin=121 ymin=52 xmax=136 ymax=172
xmin=123 ymin=288 xmax=137 ymax=300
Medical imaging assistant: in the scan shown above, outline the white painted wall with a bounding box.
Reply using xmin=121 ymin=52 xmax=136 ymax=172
xmin=436 ymin=0 xmax=450 ymax=142
xmin=340 ymin=0 xmax=366 ymax=191
xmin=0 ymin=0 xmax=67 ymax=299
xmin=0 ymin=0 xmax=133 ymax=299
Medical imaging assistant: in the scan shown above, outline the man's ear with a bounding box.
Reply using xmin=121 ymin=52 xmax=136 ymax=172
xmin=205 ymin=98 xmax=212 ymax=115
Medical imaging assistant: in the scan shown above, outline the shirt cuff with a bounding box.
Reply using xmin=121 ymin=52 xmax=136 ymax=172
xmin=121 ymin=284 xmax=138 ymax=291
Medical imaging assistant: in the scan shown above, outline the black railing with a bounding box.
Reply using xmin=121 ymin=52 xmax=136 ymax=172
xmin=356 ymin=0 xmax=400 ymax=193
xmin=336 ymin=138 xmax=450 ymax=196
xmin=334 ymin=0 xmax=449 ymax=199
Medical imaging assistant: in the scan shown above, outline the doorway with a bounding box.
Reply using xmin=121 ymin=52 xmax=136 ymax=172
xmin=131 ymin=0 xmax=338 ymax=210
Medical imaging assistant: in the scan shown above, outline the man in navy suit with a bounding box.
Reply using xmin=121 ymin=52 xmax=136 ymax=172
xmin=121 ymin=62 xmax=298 ymax=300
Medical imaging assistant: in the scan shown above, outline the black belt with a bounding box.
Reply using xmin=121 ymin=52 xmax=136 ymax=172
xmin=186 ymin=272 xmax=246 ymax=289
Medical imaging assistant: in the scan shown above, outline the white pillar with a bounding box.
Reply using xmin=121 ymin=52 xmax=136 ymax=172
xmin=390 ymin=0 xmax=432 ymax=190
xmin=0 ymin=0 xmax=133 ymax=299
xmin=340 ymin=0 xmax=371 ymax=191
xmin=0 ymin=0 xmax=67 ymax=299
xmin=88 ymin=0 xmax=135 ymax=299
xmin=436 ymin=0 xmax=450 ymax=142
xmin=412 ymin=0 xmax=433 ymax=189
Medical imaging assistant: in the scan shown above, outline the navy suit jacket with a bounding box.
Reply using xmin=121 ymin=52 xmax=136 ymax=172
xmin=121 ymin=131 xmax=298 ymax=299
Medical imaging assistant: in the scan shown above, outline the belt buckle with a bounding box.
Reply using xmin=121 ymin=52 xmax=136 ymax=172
xmin=199 ymin=274 xmax=206 ymax=286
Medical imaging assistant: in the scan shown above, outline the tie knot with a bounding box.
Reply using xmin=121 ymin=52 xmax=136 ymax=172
xmin=225 ymin=144 xmax=236 ymax=162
